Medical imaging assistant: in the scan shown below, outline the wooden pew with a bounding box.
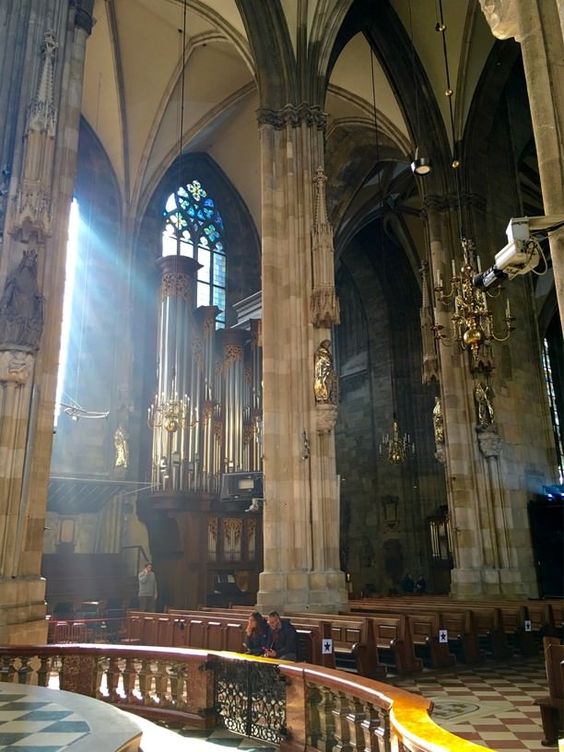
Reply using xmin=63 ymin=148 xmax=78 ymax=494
xmin=171 ymin=608 xmax=343 ymax=672
xmin=367 ymin=614 xmax=422 ymax=674
xmin=349 ymin=596 xmax=555 ymax=656
xmin=287 ymin=613 xmax=385 ymax=678
xmin=287 ymin=610 xmax=421 ymax=675
xmin=440 ymin=609 xmax=485 ymax=664
xmin=349 ymin=600 xmax=511 ymax=660
xmin=536 ymin=636 xmax=564 ymax=746
xmin=126 ymin=610 xmax=327 ymax=667
xmin=408 ymin=612 xmax=456 ymax=669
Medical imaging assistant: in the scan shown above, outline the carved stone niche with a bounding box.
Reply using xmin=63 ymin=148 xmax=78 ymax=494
xmin=316 ymin=403 xmax=338 ymax=434
xmin=0 ymin=350 xmax=34 ymax=385
xmin=476 ymin=426 xmax=503 ymax=458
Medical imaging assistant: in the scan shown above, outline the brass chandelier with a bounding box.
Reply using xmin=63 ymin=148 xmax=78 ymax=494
xmin=147 ymin=392 xmax=196 ymax=434
xmin=433 ymin=238 xmax=514 ymax=372
xmin=379 ymin=415 xmax=415 ymax=465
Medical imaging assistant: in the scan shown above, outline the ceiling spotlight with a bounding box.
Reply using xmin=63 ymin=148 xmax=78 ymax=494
xmin=411 ymin=147 xmax=432 ymax=176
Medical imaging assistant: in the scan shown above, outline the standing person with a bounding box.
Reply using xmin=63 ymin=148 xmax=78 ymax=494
xmin=138 ymin=563 xmax=158 ymax=612
xmin=264 ymin=611 xmax=297 ymax=661
xmin=400 ymin=573 xmax=415 ymax=594
xmin=243 ymin=611 xmax=268 ymax=655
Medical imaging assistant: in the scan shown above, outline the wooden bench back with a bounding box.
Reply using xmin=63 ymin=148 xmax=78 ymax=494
xmin=543 ymin=636 xmax=564 ymax=701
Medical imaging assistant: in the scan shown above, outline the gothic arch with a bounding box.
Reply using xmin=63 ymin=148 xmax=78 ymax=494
xmin=139 ymin=151 xmax=261 ymax=319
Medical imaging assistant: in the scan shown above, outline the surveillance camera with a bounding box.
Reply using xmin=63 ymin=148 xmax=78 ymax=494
xmin=473 ymin=217 xmax=541 ymax=290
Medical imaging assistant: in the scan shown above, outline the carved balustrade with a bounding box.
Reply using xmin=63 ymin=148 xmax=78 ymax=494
xmin=0 ymin=644 xmax=492 ymax=752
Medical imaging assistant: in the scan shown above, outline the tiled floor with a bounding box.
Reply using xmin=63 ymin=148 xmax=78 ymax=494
xmin=0 ymin=655 xmax=553 ymax=752
xmin=0 ymin=691 xmax=90 ymax=751
xmin=0 ymin=684 xmax=142 ymax=752
xmin=176 ymin=728 xmax=275 ymax=752
xmin=173 ymin=654 xmax=552 ymax=752
xmin=389 ymin=654 xmax=550 ymax=751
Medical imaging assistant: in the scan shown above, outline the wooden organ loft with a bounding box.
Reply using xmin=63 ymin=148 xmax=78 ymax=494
xmin=138 ymin=254 xmax=263 ymax=609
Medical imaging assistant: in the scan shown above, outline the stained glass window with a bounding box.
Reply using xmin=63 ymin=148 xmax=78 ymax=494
xmin=162 ymin=179 xmax=226 ymax=326
xmin=542 ymin=338 xmax=564 ymax=484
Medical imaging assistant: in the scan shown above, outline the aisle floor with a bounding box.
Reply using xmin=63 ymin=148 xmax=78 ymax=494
xmin=389 ymin=653 xmax=549 ymax=751
xmin=174 ymin=653 xmax=552 ymax=752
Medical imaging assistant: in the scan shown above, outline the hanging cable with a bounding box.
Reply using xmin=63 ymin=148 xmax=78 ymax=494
xmin=436 ymin=0 xmax=464 ymax=239
xmin=369 ymin=47 xmax=380 ymax=170
xmin=408 ymin=0 xmax=431 ymax=175
xmin=175 ymin=0 xmax=188 ymax=256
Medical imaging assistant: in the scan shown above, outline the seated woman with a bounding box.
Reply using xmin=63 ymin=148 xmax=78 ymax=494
xmin=243 ymin=611 xmax=268 ymax=655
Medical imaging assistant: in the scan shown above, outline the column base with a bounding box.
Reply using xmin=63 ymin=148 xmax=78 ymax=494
xmin=257 ymin=570 xmax=348 ymax=614
xmin=449 ymin=567 xmax=535 ymax=599
xmin=0 ymin=576 xmax=47 ymax=643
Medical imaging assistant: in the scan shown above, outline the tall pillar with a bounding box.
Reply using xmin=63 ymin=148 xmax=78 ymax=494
xmin=256 ymin=105 xmax=347 ymax=613
xmin=0 ymin=1 xmax=93 ymax=642
xmin=423 ymin=195 xmax=533 ymax=597
xmin=479 ymin=0 xmax=564 ymax=327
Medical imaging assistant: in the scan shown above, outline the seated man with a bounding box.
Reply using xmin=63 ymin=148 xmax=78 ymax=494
xmin=264 ymin=611 xmax=297 ymax=661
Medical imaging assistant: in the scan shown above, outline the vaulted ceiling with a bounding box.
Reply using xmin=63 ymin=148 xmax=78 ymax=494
xmin=82 ymin=0 xmax=496 ymax=231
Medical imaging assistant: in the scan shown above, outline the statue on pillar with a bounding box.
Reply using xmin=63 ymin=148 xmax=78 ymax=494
xmin=474 ymin=381 xmax=495 ymax=429
xmin=0 ymin=250 xmax=44 ymax=351
xmin=114 ymin=426 xmax=129 ymax=469
xmin=432 ymin=396 xmax=444 ymax=445
xmin=432 ymin=395 xmax=446 ymax=464
xmin=314 ymin=339 xmax=337 ymax=404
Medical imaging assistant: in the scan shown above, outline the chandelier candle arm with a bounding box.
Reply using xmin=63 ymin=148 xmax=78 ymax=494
xmin=432 ymin=238 xmax=516 ymax=371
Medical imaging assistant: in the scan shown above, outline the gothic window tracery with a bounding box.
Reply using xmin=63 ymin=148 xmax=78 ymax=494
xmin=162 ymin=179 xmax=226 ymax=326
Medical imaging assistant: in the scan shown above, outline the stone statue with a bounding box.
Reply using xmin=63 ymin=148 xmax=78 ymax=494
xmin=474 ymin=382 xmax=495 ymax=429
xmin=0 ymin=250 xmax=44 ymax=350
xmin=114 ymin=426 xmax=129 ymax=469
xmin=432 ymin=396 xmax=444 ymax=445
xmin=314 ymin=339 xmax=336 ymax=404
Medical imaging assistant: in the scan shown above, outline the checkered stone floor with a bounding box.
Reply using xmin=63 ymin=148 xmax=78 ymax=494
xmin=0 ymin=690 xmax=90 ymax=751
xmin=389 ymin=654 xmax=550 ymax=751
xmin=174 ymin=727 xmax=276 ymax=752
xmin=172 ymin=654 xmax=552 ymax=752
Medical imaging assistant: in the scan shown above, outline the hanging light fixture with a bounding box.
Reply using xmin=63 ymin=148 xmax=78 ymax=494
xmin=369 ymin=47 xmax=416 ymax=464
xmin=431 ymin=0 xmax=515 ymax=373
xmin=379 ymin=415 xmax=415 ymax=464
xmin=408 ymin=0 xmax=431 ymax=176
xmin=411 ymin=146 xmax=432 ymax=176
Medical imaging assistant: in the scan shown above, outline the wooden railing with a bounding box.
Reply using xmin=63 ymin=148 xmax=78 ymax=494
xmin=0 ymin=643 xmax=493 ymax=752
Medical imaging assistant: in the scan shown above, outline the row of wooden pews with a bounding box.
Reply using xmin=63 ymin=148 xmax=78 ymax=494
xmin=175 ymin=607 xmax=420 ymax=676
xmin=348 ymin=596 xmax=562 ymax=663
xmin=120 ymin=597 xmax=562 ymax=679
xmin=122 ymin=609 xmax=333 ymax=668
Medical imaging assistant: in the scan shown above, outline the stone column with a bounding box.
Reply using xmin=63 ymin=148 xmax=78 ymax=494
xmin=0 ymin=1 xmax=93 ymax=642
xmin=423 ymin=195 xmax=531 ymax=598
xmin=479 ymin=0 xmax=564 ymax=327
xmin=256 ymin=104 xmax=347 ymax=613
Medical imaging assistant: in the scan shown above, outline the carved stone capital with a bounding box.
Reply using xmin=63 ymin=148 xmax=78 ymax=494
xmin=316 ymin=403 xmax=338 ymax=434
xmin=0 ymin=350 xmax=34 ymax=384
xmin=14 ymin=182 xmax=52 ymax=242
xmin=310 ymin=286 xmax=340 ymax=328
xmin=423 ymin=194 xmax=449 ymax=212
xmin=257 ymin=103 xmax=327 ymax=130
xmin=476 ymin=426 xmax=503 ymax=458
xmin=479 ymin=0 xmax=521 ymax=40
xmin=423 ymin=192 xmax=487 ymax=213
xmin=72 ymin=0 xmax=95 ymax=35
